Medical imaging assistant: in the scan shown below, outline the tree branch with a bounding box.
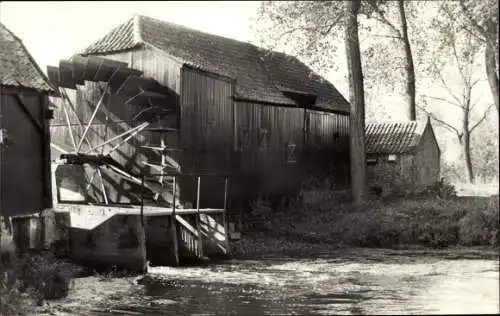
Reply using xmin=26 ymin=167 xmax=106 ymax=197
xmin=450 ymin=32 xmax=470 ymax=88
xmin=422 ymin=94 xmax=464 ymax=109
xmin=367 ymin=2 xmax=402 ymax=39
xmin=372 ymin=34 xmax=402 ymax=39
xmin=432 ymin=61 xmax=465 ymax=106
xmin=417 ymin=105 xmax=461 ymax=137
xmin=458 ymin=0 xmax=495 ymax=47
xmin=470 ymin=103 xmax=495 ymax=133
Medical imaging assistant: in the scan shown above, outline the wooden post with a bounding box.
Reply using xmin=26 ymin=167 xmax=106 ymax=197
xmin=140 ymin=175 xmax=145 ymax=227
xmin=140 ymin=175 xmax=147 ymax=273
xmin=171 ymin=176 xmax=179 ymax=266
xmin=222 ymin=177 xmax=230 ymax=256
xmin=196 ymin=176 xmax=203 ymax=258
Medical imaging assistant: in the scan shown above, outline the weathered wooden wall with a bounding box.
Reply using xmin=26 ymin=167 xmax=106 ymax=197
xmin=179 ymin=67 xmax=234 ymax=207
xmin=179 ymin=65 xmax=350 ymax=204
xmin=234 ymin=101 xmax=306 ymax=197
xmin=1 ymin=87 xmax=52 ymax=217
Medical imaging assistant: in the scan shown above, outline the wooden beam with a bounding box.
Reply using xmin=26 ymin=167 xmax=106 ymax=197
xmin=76 ymin=90 xmax=107 ymax=152
xmin=103 ymin=122 xmax=150 ymax=156
xmin=125 ymin=90 xmax=168 ymax=107
xmin=109 ymin=67 xmax=142 ymax=94
xmin=58 ymin=60 xmax=76 ymax=89
xmin=171 ymin=176 xmax=180 ymax=266
xmin=223 ymin=177 xmax=230 ymax=255
xmin=196 ymin=176 xmax=204 ymax=258
xmin=85 ymin=122 xmax=148 ymax=154
xmin=115 ymin=75 xmax=142 ymax=97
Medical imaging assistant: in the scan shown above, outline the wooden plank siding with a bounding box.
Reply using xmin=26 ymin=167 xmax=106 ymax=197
xmin=305 ymin=110 xmax=350 ymax=171
xmin=179 ymin=67 xmax=234 ymax=207
xmin=233 ymin=101 xmax=306 ymax=196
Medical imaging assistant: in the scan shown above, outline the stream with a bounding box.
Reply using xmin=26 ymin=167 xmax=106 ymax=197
xmin=38 ymin=250 xmax=499 ymax=315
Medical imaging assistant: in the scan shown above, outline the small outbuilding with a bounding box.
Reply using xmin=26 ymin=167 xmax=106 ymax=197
xmin=365 ymin=118 xmax=441 ymax=196
xmin=0 ymin=22 xmax=55 ymax=219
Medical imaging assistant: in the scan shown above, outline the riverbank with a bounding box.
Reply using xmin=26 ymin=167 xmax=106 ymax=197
xmin=231 ymin=233 xmax=499 ymax=261
xmin=232 ymin=191 xmax=499 ymax=260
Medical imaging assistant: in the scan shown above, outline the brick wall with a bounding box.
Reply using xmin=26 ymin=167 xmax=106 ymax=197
xmin=367 ymin=154 xmax=414 ymax=196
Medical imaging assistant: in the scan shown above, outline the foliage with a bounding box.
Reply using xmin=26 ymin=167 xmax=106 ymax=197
xmin=458 ymin=195 xmax=499 ymax=246
xmin=1 ymin=248 xmax=74 ymax=314
xmin=241 ymin=175 xmax=498 ymax=254
xmin=417 ymin=179 xmax=458 ymax=200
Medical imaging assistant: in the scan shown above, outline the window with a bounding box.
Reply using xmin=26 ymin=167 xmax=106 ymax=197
xmin=286 ymin=143 xmax=297 ymax=163
xmin=387 ymin=154 xmax=397 ymax=162
xmin=258 ymin=128 xmax=269 ymax=148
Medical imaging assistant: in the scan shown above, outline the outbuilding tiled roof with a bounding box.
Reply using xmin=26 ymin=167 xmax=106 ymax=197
xmin=0 ymin=23 xmax=54 ymax=93
xmin=365 ymin=120 xmax=428 ymax=154
xmin=81 ymin=14 xmax=349 ymax=112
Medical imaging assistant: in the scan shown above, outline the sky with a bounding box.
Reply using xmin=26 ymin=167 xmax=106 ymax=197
xmin=0 ymin=1 xmax=262 ymax=73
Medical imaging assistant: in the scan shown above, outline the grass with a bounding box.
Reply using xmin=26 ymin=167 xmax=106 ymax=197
xmin=234 ymin=179 xmax=499 ymax=257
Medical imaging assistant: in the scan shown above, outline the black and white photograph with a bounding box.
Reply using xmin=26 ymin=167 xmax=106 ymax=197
xmin=0 ymin=1 xmax=498 ymax=315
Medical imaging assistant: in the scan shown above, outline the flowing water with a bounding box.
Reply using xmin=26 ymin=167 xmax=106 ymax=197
xmin=43 ymin=250 xmax=499 ymax=315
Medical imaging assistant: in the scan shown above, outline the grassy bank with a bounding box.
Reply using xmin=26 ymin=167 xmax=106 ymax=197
xmin=232 ymin=181 xmax=499 ymax=258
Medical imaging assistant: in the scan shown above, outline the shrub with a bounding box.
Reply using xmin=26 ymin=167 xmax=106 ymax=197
xmin=458 ymin=196 xmax=499 ymax=246
xmin=1 ymin=248 xmax=73 ymax=314
xmin=418 ymin=179 xmax=458 ymax=200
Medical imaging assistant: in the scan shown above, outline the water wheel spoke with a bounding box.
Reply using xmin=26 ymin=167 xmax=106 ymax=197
xmin=77 ymin=90 xmax=107 ymax=152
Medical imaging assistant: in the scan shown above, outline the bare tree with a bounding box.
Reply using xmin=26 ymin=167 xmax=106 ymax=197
xmin=420 ymin=33 xmax=494 ymax=183
xmin=346 ymin=0 xmax=368 ymax=203
xmin=439 ymin=0 xmax=499 ymax=113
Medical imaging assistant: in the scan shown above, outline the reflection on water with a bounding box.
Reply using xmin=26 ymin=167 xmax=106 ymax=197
xmin=84 ymin=253 xmax=498 ymax=315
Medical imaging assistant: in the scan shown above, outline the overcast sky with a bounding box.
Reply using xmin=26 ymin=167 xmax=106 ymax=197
xmin=0 ymin=1 xmax=261 ymax=73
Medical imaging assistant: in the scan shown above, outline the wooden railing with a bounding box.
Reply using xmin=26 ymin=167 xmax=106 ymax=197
xmin=140 ymin=173 xmax=230 ymax=265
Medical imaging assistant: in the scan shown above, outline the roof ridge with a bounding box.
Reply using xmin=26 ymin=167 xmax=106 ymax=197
xmin=133 ymin=14 xmax=144 ymax=43
xmin=135 ymin=14 xmax=297 ymax=60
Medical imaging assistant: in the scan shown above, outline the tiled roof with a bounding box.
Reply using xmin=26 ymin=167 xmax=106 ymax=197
xmin=365 ymin=120 xmax=428 ymax=154
xmin=81 ymin=15 xmax=349 ymax=112
xmin=0 ymin=23 xmax=54 ymax=93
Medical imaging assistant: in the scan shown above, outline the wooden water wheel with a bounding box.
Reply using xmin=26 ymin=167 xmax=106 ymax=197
xmin=47 ymin=55 xmax=183 ymax=207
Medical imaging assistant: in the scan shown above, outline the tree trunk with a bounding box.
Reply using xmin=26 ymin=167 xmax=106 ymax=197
xmin=462 ymin=129 xmax=474 ymax=183
xmin=485 ymin=43 xmax=499 ymax=113
xmin=398 ymin=0 xmax=416 ymax=121
xmin=345 ymin=0 xmax=367 ymax=204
